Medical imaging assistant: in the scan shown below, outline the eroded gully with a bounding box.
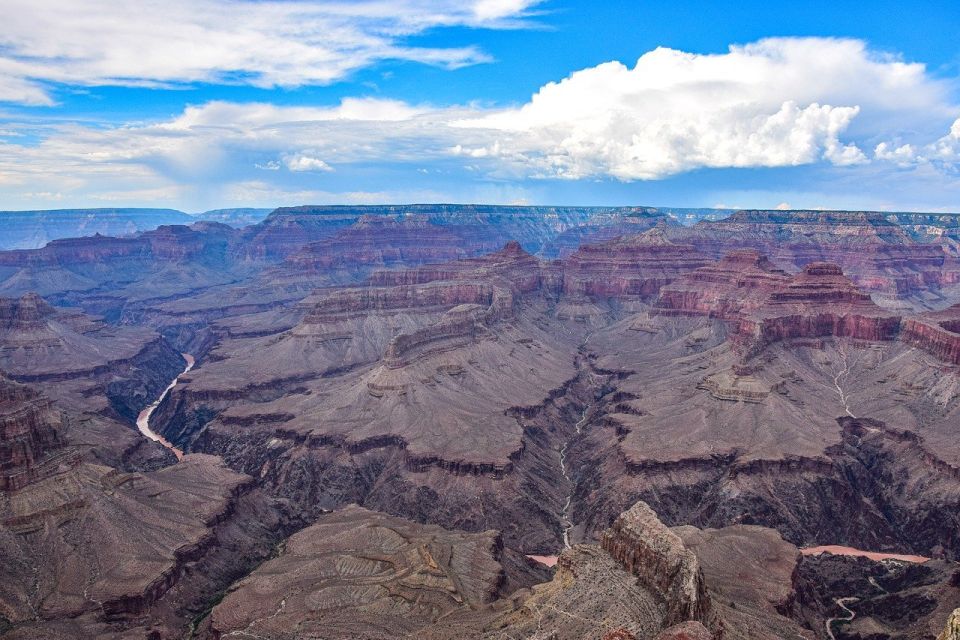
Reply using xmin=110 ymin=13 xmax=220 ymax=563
xmin=559 ymin=402 xmax=592 ymax=548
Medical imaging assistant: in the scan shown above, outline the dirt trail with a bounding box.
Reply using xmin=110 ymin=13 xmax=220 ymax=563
xmin=826 ymin=597 xmax=858 ymax=640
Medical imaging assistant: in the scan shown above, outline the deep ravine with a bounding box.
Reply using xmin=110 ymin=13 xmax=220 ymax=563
xmin=136 ymin=352 xmax=195 ymax=460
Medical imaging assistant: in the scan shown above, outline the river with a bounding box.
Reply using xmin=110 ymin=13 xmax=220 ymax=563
xmin=800 ymin=544 xmax=929 ymax=563
xmin=135 ymin=353 xmax=194 ymax=460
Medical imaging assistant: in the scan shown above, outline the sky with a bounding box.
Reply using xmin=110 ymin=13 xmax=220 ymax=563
xmin=0 ymin=0 xmax=958 ymax=213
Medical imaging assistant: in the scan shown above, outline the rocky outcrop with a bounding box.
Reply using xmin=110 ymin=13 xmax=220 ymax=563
xmin=940 ymin=609 xmax=960 ymax=640
xmin=563 ymin=227 xmax=711 ymax=299
xmin=654 ymin=250 xmax=789 ymax=319
xmin=733 ymin=262 xmax=902 ymax=356
xmin=0 ymin=292 xmax=57 ymax=329
xmin=655 ymin=254 xmax=903 ymax=357
xmin=601 ymin=501 xmax=712 ymax=627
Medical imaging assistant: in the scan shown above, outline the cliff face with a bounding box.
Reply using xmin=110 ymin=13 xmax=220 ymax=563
xmin=0 ymin=234 xmax=148 ymax=268
xmin=601 ymin=501 xmax=712 ymax=627
xmin=654 ymin=254 xmax=903 ymax=357
xmin=901 ymin=305 xmax=960 ymax=365
xmin=0 ymin=378 xmax=65 ymax=491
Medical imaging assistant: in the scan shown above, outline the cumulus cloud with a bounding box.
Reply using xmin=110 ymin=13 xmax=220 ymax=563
xmin=0 ymin=0 xmax=542 ymax=104
xmin=873 ymin=117 xmax=960 ymax=170
xmin=452 ymin=37 xmax=954 ymax=180
xmin=933 ymin=118 xmax=960 ymax=161
xmin=283 ymin=153 xmax=333 ymax=172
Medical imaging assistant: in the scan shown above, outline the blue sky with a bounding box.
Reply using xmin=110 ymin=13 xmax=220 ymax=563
xmin=0 ymin=0 xmax=958 ymax=212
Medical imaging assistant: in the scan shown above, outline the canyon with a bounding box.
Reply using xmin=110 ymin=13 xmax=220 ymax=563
xmin=0 ymin=204 xmax=959 ymax=639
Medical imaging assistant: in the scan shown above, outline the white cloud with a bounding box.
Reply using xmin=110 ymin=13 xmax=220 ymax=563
xmin=283 ymin=153 xmax=333 ymax=172
xmin=873 ymin=117 xmax=960 ymax=169
xmin=874 ymin=141 xmax=918 ymax=166
xmin=933 ymin=118 xmax=960 ymax=161
xmin=452 ymin=37 xmax=953 ymax=180
xmin=0 ymin=0 xmax=542 ymax=105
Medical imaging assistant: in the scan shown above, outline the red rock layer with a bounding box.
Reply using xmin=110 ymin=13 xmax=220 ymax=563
xmin=294 ymin=243 xmax=546 ymax=372
xmin=305 ymin=241 xmax=544 ymax=322
xmin=143 ymin=222 xmax=236 ymax=261
xmin=239 ymin=204 xmax=674 ymax=260
xmin=667 ymin=210 xmax=953 ymax=298
xmin=369 ymin=240 xmax=546 ymax=291
xmin=562 ymin=227 xmax=711 ymax=299
xmin=653 ymin=250 xmax=789 ymax=320
xmin=282 ymin=215 xmax=503 ymax=273
xmin=901 ymin=305 xmax=960 ymax=365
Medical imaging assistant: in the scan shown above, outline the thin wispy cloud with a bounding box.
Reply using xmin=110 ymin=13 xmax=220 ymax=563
xmin=0 ymin=0 xmax=543 ymax=106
